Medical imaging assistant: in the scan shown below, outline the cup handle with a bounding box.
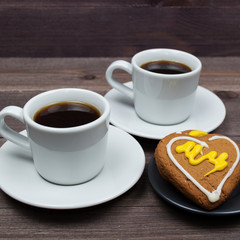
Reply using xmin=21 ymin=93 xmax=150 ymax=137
xmin=105 ymin=60 xmax=134 ymax=100
xmin=0 ymin=106 xmax=31 ymax=150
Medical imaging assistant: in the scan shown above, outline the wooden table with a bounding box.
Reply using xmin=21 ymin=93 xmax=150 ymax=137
xmin=0 ymin=57 xmax=239 ymax=239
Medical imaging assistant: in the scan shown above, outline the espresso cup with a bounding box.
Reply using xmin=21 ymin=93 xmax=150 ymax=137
xmin=0 ymin=88 xmax=110 ymax=185
xmin=106 ymin=48 xmax=202 ymax=125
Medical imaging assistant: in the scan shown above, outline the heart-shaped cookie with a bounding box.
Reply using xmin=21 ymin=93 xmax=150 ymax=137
xmin=154 ymin=130 xmax=240 ymax=210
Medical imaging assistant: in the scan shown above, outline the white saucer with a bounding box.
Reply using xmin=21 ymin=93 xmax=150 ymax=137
xmin=0 ymin=126 xmax=145 ymax=209
xmin=105 ymin=82 xmax=226 ymax=139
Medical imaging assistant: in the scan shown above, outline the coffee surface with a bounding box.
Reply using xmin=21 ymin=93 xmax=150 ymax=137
xmin=141 ymin=60 xmax=192 ymax=74
xmin=34 ymin=101 xmax=100 ymax=128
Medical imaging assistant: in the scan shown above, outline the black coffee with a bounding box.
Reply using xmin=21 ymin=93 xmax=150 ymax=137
xmin=34 ymin=101 xmax=100 ymax=128
xmin=141 ymin=60 xmax=192 ymax=74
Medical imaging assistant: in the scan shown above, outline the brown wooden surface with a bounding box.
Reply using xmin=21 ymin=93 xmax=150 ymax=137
xmin=0 ymin=57 xmax=240 ymax=239
xmin=1 ymin=1 xmax=240 ymax=57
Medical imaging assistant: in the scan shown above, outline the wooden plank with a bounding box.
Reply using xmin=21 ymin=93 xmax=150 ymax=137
xmin=0 ymin=1 xmax=240 ymax=57
xmin=1 ymin=193 xmax=240 ymax=240
xmin=0 ymin=57 xmax=240 ymax=92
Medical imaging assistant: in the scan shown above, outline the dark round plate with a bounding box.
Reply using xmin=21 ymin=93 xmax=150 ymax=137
xmin=148 ymin=157 xmax=240 ymax=216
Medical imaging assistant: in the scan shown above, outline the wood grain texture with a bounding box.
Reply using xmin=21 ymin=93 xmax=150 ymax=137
xmin=0 ymin=57 xmax=239 ymax=239
xmin=1 ymin=1 xmax=240 ymax=57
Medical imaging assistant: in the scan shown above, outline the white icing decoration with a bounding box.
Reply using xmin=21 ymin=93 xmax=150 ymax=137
xmin=166 ymin=136 xmax=240 ymax=203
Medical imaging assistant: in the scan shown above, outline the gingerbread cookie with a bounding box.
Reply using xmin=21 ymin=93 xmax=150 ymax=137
xmin=154 ymin=130 xmax=240 ymax=210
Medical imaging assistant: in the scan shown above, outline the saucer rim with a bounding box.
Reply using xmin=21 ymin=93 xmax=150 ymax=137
xmin=0 ymin=125 xmax=145 ymax=209
xmin=147 ymin=157 xmax=240 ymax=216
xmin=105 ymin=83 xmax=226 ymax=139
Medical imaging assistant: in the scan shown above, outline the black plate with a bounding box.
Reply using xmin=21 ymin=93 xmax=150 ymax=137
xmin=148 ymin=157 xmax=240 ymax=216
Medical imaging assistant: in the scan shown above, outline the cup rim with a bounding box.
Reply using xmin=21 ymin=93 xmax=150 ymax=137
xmin=23 ymin=88 xmax=110 ymax=133
xmin=132 ymin=48 xmax=202 ymax=78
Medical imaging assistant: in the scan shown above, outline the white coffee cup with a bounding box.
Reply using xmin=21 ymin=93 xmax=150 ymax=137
xmin=0 ymin=88 xmax=110 ymax=185
xmin=106 ymin=48 xmax=202 ymax=125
